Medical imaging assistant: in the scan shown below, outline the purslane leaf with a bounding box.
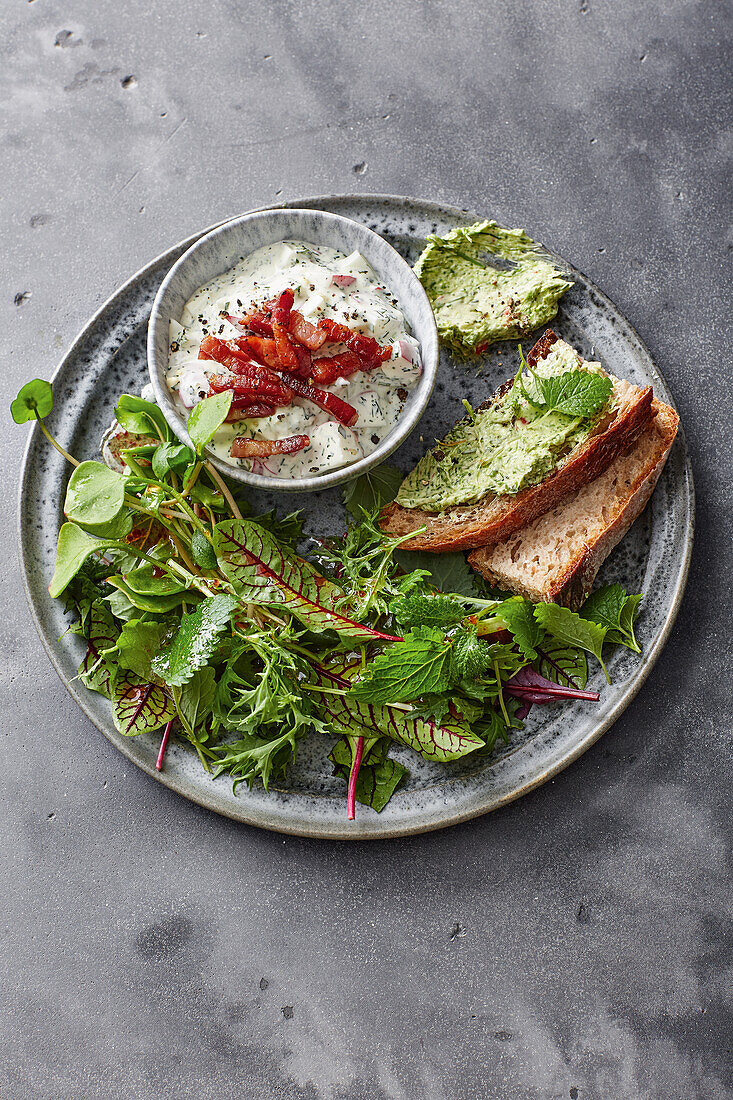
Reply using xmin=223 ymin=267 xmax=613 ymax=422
xmin=49 ymin=524 xmax=120 ymax=598
xmin=214 ymin=519 xmax=401 ymax=643
xmin=112 ymin=671 xmax=175 ymax=736
xmin=187 ymin=391 xmax=232 ymax=455
xmin=11 ymin=379 xmax=54 ymax=424
xmin=64 ymin=461 xmax=129 ymax=532
xmin=151 ymin=594 xmax=239 ymax=687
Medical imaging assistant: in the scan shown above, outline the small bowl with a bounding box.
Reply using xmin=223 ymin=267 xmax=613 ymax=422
xmin=147 ymin=208 xmax=438 ymax=491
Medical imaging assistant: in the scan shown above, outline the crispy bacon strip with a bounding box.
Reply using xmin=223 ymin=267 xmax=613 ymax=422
xmin=290 ymin=341 xmax=312 ymax=379
xmin=230 ymin=434 xmax=310 ymax=459
xmin=272 ymin=289 xmax=294 ymax=326
xmin=288 ymin=310 xmax=327 ymax=350
xmin=285 ymin=376 xmax=358 ymax=427
xmin=208 ymin=373 xmax=291 ymax=404
xmin=237 ymin=335 xmax=281 ymax=368
xmin=273 ymin=320 xmax=298 ymax=370
xmin=242 ymin=311 xmax=274 ymax=337
xmin=226 ymin=403 xmax=276 ymax=422
xmin=318 ymin=318 xmax=391 ymax=366
xmin=311 ymin=350 xmax=362 ymax=386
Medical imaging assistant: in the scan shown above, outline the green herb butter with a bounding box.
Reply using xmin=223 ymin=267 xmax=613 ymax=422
xmin=414 ymin=221 xmax=573 ymax=355
xmin=395 ymin=340 xmax=612 ymax=512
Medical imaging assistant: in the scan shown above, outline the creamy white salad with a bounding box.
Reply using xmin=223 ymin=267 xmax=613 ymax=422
xmin=164 ymin=240 xmax=422 ymax=477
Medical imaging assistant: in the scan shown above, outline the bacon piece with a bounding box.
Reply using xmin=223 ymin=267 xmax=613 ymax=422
xmin=242 ymin=311 xmax=275 ymax=337
xmin=288 ymin=310 xmax=327 ymax=350
xmin=285 ymin=376 xmax=358 ymax=427
xmin=273 ymin=320 xmax=298 ymax=369
xmin=272 ymin=288 xmax=294 ymax=326
xmin=199 ymin=334 xmax=271 ymax=375
xmin=290 ymin=341 xmax=312 ymax=379
xmin=236 ymin=335 xmax=281 ymax=368
xmin=318 ymin=318 xmax=390 ymax=366
xmin=226 ymin=403 xmax=276 ymax=422
xmin=230 ymin=434 xmax=310 ymax=459
xmin=208 ymin=373 xmax=291 ymax=404
xmin=311 ymin=351 xmax=362 ymax=385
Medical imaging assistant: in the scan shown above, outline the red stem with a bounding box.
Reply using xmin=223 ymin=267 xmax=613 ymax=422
xmin=156 ymin=720 xmax=173 ymax=771
xmin=347 ymin=736 xmax=364 ymax=821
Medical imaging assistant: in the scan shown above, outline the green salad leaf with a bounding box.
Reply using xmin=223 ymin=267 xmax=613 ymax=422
xmin=329 ymin=736 xmax=408 ymax=812
xmin=11 ymin=379 xmax=54 ymax=424
xmin=343 ymin=464 xmax=403 ymax=519
xmin=151 ymin=594 xmax=239 ymax=687
xmin=186 ymin=391 xmax=232 ymax=454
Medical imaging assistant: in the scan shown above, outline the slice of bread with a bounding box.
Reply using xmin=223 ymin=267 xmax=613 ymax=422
xmin=468 ymin=399 xmax=679 ymax=609
xmin=379 ymin=330 xmax=654 ymax=552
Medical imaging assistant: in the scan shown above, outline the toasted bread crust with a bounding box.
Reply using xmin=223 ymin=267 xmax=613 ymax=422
xmin=380 ymin=330 xmax=654 ymax=552
xmin=468 ymin=400 xmax=679 ymax=608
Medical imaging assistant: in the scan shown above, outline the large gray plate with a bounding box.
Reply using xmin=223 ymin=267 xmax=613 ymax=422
xmin=18 ymin=195 xmax=694 ymax=839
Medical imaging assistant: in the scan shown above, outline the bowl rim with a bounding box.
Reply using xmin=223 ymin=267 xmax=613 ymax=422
xmin=147 ymin=206 xmax=438 ymax=491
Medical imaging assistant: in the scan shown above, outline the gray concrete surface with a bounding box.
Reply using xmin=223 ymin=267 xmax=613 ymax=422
xmin=2 ymin=1 xmax=731 ymax=1097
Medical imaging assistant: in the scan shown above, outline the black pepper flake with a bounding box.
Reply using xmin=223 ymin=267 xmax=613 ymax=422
xmin=397 ymin=388 xmax=408 ymax=400
xmin=170 ymin=341 xmax=180 ymax=353
xmin=237 ymin=299 xmax=242 ymax=307
xmin=371 ymin=433 xmax=379 ymax=444
xmin=433 ymin=449 xmax=445 ymax=462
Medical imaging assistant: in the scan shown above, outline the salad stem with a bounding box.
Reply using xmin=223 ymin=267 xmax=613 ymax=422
xmin=37 ymin=420 xmax=80 ymax=468
xmin=156 ymin=721 xmax=173 ymax=770
xmin=347 ymin=736 xmax=364 ymax=820
xmin=204 ymin=462 xmax=243 ymax=520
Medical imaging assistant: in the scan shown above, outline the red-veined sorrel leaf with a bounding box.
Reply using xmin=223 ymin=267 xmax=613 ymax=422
xmin=505 ymin=665 xmax=599 ymax=704
xmin=311 ymin=664 xmax=483 ymax=763
xmin=112 ymin=671 xmax=176 ymax=737
xmin=78 ymin=599 xmax=119 ymax=699
xmin=213 ymin=520 xmax=401 ymax=643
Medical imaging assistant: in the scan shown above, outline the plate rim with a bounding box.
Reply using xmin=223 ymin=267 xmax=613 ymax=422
xmin=16 ymin=193 xmax=696 ymax=840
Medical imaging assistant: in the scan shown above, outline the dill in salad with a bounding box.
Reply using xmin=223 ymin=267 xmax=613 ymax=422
xmin=12 ymin=378 xmax=644 ymax=820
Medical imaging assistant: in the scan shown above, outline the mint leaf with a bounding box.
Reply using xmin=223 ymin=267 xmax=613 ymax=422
xmin=151 ymin=594 xmax=238 ymax=687
xmin=343 ymin=464 xmax=403 ymax=519
xmin=329 ymin=736 xmax=408 ymax=812
xmin=498 ymin=596 xmax=546 ymax=660
xmin=187 ymin=391 xmax=232 ymax=454
xmin=534 ymin=603 xmax=609 ymax=681
xmin=525 ymin=369 xmax=612 ymax=418
xmin=349 ymin=627 xmax=452 ymax=703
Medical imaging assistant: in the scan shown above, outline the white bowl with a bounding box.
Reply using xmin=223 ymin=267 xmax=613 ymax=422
xmin=147 ymin=208 xmax=438 ymax=491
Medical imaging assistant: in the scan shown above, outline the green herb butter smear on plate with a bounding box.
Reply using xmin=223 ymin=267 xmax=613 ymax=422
xmin=395 ymin=339 xmax=613 ymax=512
xmin=414 ymin=221 xmax=572 ymax=355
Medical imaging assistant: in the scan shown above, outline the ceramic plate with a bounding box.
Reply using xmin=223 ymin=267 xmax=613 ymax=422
xmin=18 ymin=196 xmax=694 ymax=839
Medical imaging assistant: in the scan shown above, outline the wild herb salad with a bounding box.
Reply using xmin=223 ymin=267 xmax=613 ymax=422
xmin=12 ymin=379 xmax=643 ymax=819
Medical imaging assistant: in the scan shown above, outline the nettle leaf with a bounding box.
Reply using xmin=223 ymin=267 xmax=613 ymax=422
xmin=449 ymin=628 xmax=492 ymax=681
xmin=11 ymin=379 xmax=54 ymax=424
xmin=49 ymin=524 xmax=120 ymax=598
xmin=77 ymin=600 xmax=119 ymax=698
xmin=534 ymin=603 xmax=609 ymax=681
xmin=498 ymin=596 xmax=546 ymax=660
xmin=349 ymin=627 xmax=452 ymax=703
xmin=112 ymin=671 xmax=175 ymax=736
xmin=214 ymin=519 xmax=400 ymax=643
xmin=343 ymin=464 xmax=403 ymax=520
xmin=115 ymin=394 xmax=170 ymax=441
xmin=115 ymin=619 xmax=169 ymax=682
xmin=151 ymin=594 xmax=238 ymax=687
xmin=329 ymin=736 xmax=408 ymax=813
xmin=581 ymin=584 xmax=642 ymax=653
xmin=534 ymin=642 xmax=588 ymax=689
xmin=390 ymin=592 xmax=466 ymax=630
xmin=314 ymin=665 xmax=483 ymax=763
xmin=395 ymin=548 xmax=480 ymax=597
xmin=187 ymin=391 xmax=232 ymax=454
xmin=524 ymin=369 xmax=612 ymax=418
xmin=64 ymin=461 xmax=129 ymax=532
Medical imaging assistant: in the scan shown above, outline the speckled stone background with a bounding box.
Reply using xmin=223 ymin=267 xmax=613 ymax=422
xmin=2 ymin=2 xmax=731 ymax=1098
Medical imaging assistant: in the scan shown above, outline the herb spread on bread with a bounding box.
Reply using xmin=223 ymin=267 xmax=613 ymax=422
xmin=395 ymin=340 xmax=613 ymax=511
xmin=414 ymin=221 xmax=573 ymax=355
